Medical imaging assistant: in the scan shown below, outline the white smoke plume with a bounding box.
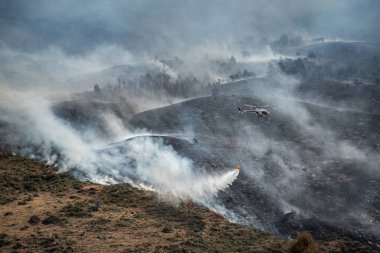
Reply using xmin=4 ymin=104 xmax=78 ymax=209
xmin=0 ymin=86 xmax=238 ymax=203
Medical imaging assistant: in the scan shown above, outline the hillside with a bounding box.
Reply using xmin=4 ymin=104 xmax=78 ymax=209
xmin=0 ymin=155 xmax=292 ymax=253
xmin=128 ymin=94 xmax=380 ymax=251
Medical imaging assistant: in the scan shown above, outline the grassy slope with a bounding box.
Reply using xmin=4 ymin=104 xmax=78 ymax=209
xmin=0 ymin=156 xmax=287 ymax=253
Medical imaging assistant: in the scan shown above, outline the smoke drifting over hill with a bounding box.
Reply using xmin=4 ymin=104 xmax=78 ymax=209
xmin=1 ymin=0 xmax=380 ymax=54
xmin=1 ymin=0 xmax=380 ymax=89
xmin=1 ymin=0 xmax=380 ymax=249
xmin=0 ymin=86 xmax=239 ymax=203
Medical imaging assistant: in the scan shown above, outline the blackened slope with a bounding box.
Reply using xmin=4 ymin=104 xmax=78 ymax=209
xmin=130 ymin=95 xmax=380 ymax=152
xmin=128 ymin=94 xmax=380 ymax=249
xmin=53 ymin=97 xmax=134 ymax=136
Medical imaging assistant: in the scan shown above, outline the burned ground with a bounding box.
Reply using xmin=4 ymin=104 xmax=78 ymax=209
xmin=128 ymin=94 xmax=380 ymax=251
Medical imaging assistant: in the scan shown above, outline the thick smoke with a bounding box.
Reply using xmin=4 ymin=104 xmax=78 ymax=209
xmin=0 ymin=86 xmax=239 ymax=202
xmin=1 ymin=0 xmax=380 ymax=244
xmin=1 ymin=0 xmax=379 ymax=56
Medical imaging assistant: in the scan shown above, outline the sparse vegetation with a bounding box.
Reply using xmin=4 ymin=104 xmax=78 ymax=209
xmin=22 ymin=172 xmax=83 ymax=193
xmin=42 ymin=213 xmax=64 ymax=225
xmin=28 ymin=215 xmax=41 ymax=225
xmin=61 ymin=202 xmax=93 ymax=218
xmin=87 ymin=217 xmax=111 ymax=231
xmin=0 ymin=234 xmax=11 ymax=248
xmin=0 ymin=156 xmax=371 ymax=252
xmin=114 ymin=216 xmax=130 ymax=228
xmin=161 ymin=224 xmax=173 ymax=233
xmin=288 ymin=231 xmax=321 ymax=253
xmin=0 ymin=156 xmax=82 ymax=204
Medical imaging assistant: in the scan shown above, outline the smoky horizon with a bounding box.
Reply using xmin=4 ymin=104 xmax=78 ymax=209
xmin=0 ymin=0 xmax=380 ymax=251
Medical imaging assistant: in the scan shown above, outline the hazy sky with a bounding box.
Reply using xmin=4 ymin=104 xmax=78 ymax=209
xmin=0 ymin=0 xmax=379 ymax=56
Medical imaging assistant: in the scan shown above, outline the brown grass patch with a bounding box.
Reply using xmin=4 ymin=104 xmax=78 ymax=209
xmin=288 ymin=231 xmax=321 ymax=253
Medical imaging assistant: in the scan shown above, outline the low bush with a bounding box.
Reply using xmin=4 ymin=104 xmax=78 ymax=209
xmin=288 ymin=231 xmax=321 ymax=253
xmin=61 ymin=202 xmax=92 ymax=218
xmin=42 ymin=214 xmax=64 ymax=225
xmin=28 ymin=215 xmax=40 ymax=225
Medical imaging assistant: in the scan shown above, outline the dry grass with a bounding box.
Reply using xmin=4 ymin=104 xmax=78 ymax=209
xmin=0 ymin=155 xmax=373 ymax=252
xmin=288 ymin=231 xmax=321 ymax=253
xmin=0 ymin=155 xmax=288 ymax=252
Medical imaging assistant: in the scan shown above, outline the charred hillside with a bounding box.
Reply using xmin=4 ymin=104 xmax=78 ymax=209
xmin=128 ymin=94 xmax=380 ymax=250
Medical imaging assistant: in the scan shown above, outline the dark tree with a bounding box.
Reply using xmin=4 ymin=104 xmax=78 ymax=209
xmin=94 ymin=84 xmax=101 ymax=93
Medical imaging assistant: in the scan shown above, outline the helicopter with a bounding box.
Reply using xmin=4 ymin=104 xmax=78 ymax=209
xmin=238 ymin=104 xmax=270 ymax=117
